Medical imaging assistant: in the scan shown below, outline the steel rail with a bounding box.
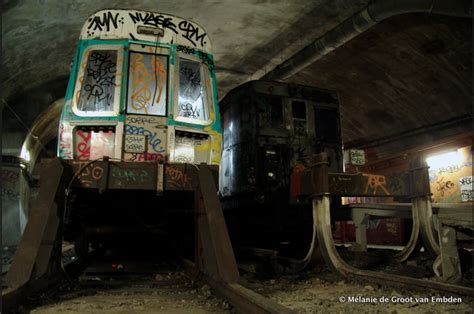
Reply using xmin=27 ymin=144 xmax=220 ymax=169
xmin=182 ymin=259 xmax=295 ymax=314
xmin=416 ymin=196 xmax=440 ymax=256
xmin=313 ymin=196 xmax=473 ymax=296
xmin=392 ymin=200 xmax=422 ymax=262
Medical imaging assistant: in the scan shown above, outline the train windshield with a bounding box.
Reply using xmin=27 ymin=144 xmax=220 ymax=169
xmin=74 ymin=45 xmax=123 ymax=116
xmin=73 ymin=44 xmax=213 ymax=124
xmin=61 ymin=10 xmax=222 ymax=164
xmin=127 ymin=51 xmax=168 ymax=116
xmin=176 ymin=57 xmax=211 ymax=123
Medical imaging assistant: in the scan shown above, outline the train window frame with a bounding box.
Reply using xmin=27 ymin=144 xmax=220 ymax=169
xmin=72 ymin=45 xmax=124 ymax=117
xmin=174 ymin=54 xmax=214 ymax=126
xmin=291 ymin=99 xmax=308 ymax=136
xmin=125 ymin=45 xmax=170 ymax=117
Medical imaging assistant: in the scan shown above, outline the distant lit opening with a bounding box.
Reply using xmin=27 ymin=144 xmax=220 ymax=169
xmin=20 ymin=145 xmax=30 ymax=162
xmin=426 ymin=151 xmax=462 ymax=170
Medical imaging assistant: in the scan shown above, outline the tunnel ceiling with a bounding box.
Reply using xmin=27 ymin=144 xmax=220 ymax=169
xmin=2 ymin=0 xmax=472 ymax=151
xmin=288 ymin=13 xmax=472 ymax=149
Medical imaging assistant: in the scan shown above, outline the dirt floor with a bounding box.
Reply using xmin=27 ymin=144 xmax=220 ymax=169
xmin=14 ymin=243 xmax=474 ymax=313
xmin=243 ymin=269 xmax=473 ymax=313
xmin=29 ymin=268 xmax=472 ymax=313
xmin=30 ymin=283 xmax=230 ymax=314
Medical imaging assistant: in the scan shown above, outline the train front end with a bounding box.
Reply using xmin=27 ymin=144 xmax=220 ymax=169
xmin=57 ymin=9 xmax=221 ymax=255
xmin=59 ymin=9 xmax=221 ymax=165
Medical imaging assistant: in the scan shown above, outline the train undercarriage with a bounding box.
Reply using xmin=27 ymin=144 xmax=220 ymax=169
xmin=3 ymin=159 xmax=254 ymax=312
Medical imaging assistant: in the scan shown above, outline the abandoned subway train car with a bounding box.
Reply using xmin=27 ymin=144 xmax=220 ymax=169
xmin=58 ymin=9 xmax=221 ymax=253
xmin=219 ymin=81 xmax=343 ymax=251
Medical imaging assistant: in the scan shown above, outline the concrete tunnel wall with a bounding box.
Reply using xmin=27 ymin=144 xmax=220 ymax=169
xmin=1 ymin=101 xmax=63 ymax=247
xmin=2 ymin=80 xmax=66 ymax=246
xmin=2 ymin=128 xmax=27 ymax=246
xmin=1 ymin=166 xmax=24 ymax=246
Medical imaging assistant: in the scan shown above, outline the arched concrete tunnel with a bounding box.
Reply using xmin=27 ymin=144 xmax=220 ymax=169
xmin=1 ymin=0 xmax=472 ymax=272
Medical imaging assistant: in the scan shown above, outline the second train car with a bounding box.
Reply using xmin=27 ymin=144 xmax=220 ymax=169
xmin=219 ymin=80 xmax=343 ymax=253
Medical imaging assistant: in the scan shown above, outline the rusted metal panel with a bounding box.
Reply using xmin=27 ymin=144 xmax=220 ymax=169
xmin=66 ymin=160 xmax=219 ymax=191
xmin=298 ymin=170 xmax=412 ymax=197
xmin=165 ymin=164 xmax=199 ymax=190
xmin=328 ymin=172 xmax=412 ymax=197
xmin=296 ymin=153 xmax=429 ymax=198
xmin=68 ymin=160 xmax=158 ymax=190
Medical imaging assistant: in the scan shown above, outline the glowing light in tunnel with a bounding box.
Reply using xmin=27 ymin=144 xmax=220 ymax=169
xmin=20 ymin=145 xmax=31 ymax=162
xmin=426 ymin=151 xmax=462 ymax=170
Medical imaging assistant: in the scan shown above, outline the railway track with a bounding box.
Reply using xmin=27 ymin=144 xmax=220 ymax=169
xmin=3 ymin=153 xmax=472 ymax=312
xmin=283 ymin=153 xmax=474 ymax=298
xmin=4 ymin=247 xmax=295 ymax=313
xmin=3 ymin=232 xmax=472 ymax=314
xmin=312 ymin=196 xmax=473 ymax=297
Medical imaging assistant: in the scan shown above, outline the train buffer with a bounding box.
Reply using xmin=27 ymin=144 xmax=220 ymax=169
xmin=2 ymin=158 xmax=295 ymax=313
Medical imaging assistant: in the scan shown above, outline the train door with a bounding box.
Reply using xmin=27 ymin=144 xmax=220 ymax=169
xmin=123 ymin=44 xmax=170 ymax=162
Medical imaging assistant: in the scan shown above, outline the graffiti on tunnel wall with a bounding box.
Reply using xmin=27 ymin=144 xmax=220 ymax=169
xmin=428 ymin=146 xmax=473 ymax=203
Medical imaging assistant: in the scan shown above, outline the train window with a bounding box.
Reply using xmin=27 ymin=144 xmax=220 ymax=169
xmin=127 ymin=52 xmax=168 ymax=116
xmin=256 ymin=94 xmax=283 ymax=128
xmin=292 ymin=100 xmax=307 ymax=135
xmin=176 ymin=58 xmax=210 ymax=123
xmin=314 ymin=108 xmax=340 ymax=142
xmin=74 ymin=46 xmax=122 ymax=116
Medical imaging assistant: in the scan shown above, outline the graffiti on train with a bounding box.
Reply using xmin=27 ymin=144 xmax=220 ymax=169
xmin=111 ymin=167 xmax=151 ymax=183
xmin=165 ymin=166 xmax=191 ymax=189
xmin=86 ymin=10 xmax=208 ymax=48
xmin=125 ymin=124 xmax=165 ymax=153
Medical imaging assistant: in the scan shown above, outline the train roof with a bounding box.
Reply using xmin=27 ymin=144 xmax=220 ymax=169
xmin=220 ymin=80 xmax=339 ymax=107
xmin=80 ymin=9 xmax=212 ymax=53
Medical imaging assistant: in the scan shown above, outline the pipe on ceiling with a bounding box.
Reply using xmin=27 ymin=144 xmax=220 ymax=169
xmin=262 ymin=0 xmax=472 ymax=80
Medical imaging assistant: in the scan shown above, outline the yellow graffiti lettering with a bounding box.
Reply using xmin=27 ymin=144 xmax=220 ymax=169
xmin=363 ymin=174 xmax=390 ymax=195
xmin=129 ymin=53 xmax=166 ymax=114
